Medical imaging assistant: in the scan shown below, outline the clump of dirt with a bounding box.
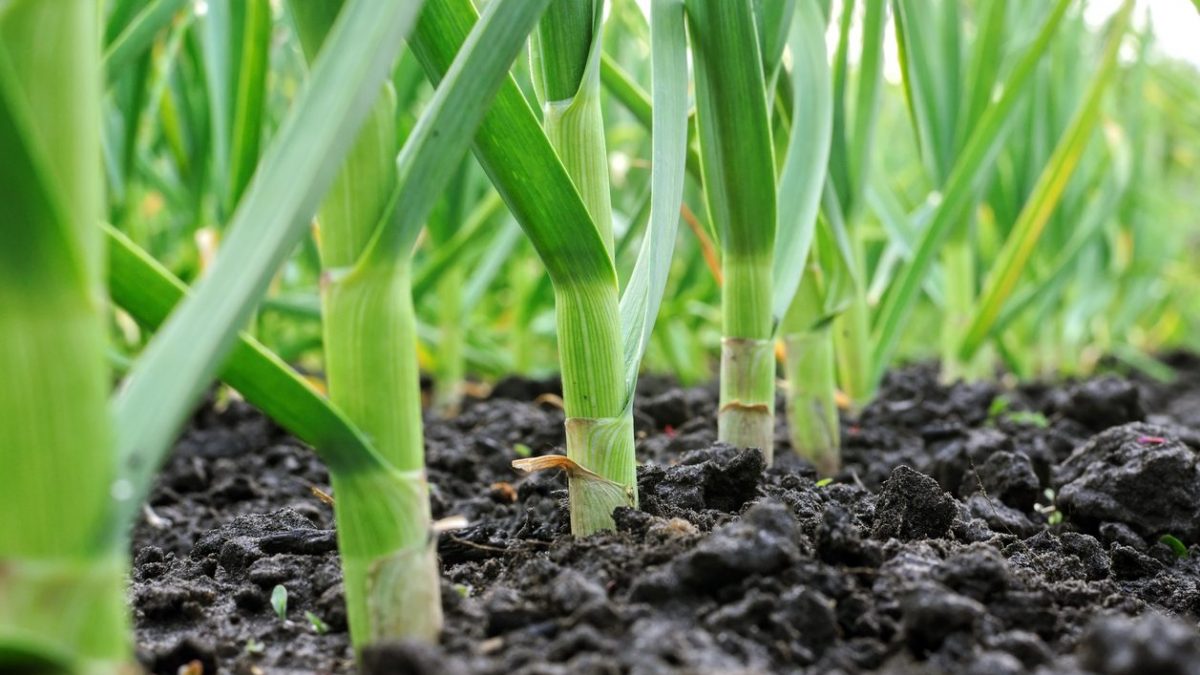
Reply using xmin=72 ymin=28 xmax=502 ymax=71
xmin=132 ymin=356 xmax=1200 ymax=673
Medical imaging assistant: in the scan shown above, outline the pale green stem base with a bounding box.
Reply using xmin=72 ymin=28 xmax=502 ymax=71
xmin=939 ymin=239 xmax=992 ymax=383
xmin=834 ymin=290 xmax=874 ymax=412
xmin=833 ymin=230 xmax=875 ymax=409
xmin=543 ymin=91 xmax=614 ymax=255
xmin=784 ymin=330 xmax=840 ymax=476
xmin=322 ymin=265 xmax=441 ymax=645
xmin=432 ymin=267 xmax=465 ymax=416
xmin=718 ymin=337 xmax=776 ymax=462
xmin=0 ymin=554 xmax=130 ymax=673
xmin=332 ymin=469 xmax=441 ymax=648
xmin=565 ymin=415 xmax=638 ymax=535
xmin=555 ymin=285 xmax=636 ymax=536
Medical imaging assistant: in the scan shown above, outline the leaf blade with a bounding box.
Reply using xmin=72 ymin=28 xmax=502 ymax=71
xmin=112 ymin=0 xmax=424 ymax=530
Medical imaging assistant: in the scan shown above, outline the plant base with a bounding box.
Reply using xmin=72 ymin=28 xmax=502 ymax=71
xmin=784 ymin=330 xmax=840 ymax=476
xmin=718 ymin=337 xmax=776 ymax=461
xmin=564 ymin=414 xmax=637 ymax=536
xmin=333 ymin=469 xmax=442 ymax=649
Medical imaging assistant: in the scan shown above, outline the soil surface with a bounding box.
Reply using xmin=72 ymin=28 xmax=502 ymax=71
xmin=132 ymin=355 xmax=1200 ymax=674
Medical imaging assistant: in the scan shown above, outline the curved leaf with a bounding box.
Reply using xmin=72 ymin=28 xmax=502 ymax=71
xmin=618 ymin=0 xmax=689 ymax=404
xmin=112 ymin=0 xmax=423 ymax=531
xmin=770 ymin=0 xmax=833 ymax=326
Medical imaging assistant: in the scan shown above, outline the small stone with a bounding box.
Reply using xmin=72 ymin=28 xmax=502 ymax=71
xmin=818 ymin=502 xmax=881 ymax=566
xmin=549 ymin=569 xmax=606 ymax=614
xmin=484 ymin=587 xmax=544 ymax=636
xmin=966 ymin=651 xmax=1024 ymax=675
xmin=361 ymin=640 xmax=466 ymax=675
xmin=934 ymin=546 xmax=1012 ymax=602
xmin=316 ymin=583 xmax=348 ymax=632
xmin=965 ymin=494 xmax=1040 ymax=538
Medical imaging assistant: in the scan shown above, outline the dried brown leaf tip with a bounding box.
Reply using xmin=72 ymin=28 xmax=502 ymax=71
xmin=511 ymin=455 xmax=633 ymax=504
xmin=512 ymin=454 xmax=598 ymax=480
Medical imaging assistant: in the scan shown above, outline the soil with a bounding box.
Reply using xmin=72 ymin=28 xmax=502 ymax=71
xmin=131 ymin=354 xmax=1200 ymax=674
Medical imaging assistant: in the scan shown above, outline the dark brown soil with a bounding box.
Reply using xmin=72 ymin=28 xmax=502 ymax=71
xmin=131 ymin=355 xmax=1200 ymax=674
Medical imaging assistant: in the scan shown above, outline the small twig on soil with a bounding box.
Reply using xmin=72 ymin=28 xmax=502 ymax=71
xmin=443 ymin=534 xmax=551 ymax=554
xmin=444 ymin=535 xmax=510 ymax=553
xmin=968 ymin=456 xmax=1051 ymax=575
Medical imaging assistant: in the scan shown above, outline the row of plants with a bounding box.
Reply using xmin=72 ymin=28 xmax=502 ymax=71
xmin=3 ymin=0 xmax=1197 ymax=671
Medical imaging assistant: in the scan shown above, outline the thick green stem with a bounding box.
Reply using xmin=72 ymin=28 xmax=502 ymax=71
xmin=543 ymin=90 xmax=614 ymax=253
xmin=535 ymin=1 xmax=633 ymax=534
xmin=295 ymin=5 xmax=438 ymax=640
xmin=719 ymin=337 xmax=776 ymax=458
xmin=322 ymin=263 xmax=441 ymax=644
xmin=433 ymin=265 xmax=466 ymax=416
xmin=0 ymin=301 xmax=129 ymax=669
xmin=784 ymin=329 xmax=840 ymax=476
xmin=555 ymin=283 xmax=636 ymax=535
xmin=834 ymin=234 xmax=874 ymax=410
xmin=834 ymin=291 xmax=873 ymax=410
xmin=331 ymin=467 xmax=439 ymax=647
xmin=719 ymin=256 xmax=775 ymax=458
xmin=940 ymin=234 xmax=991 ymax=382
xmin=687 ymin=0 xmax=778 ymax=457
xmin=536 ymin=1 xmax=613 ymax=254
xmin=509 ymin=252 xmax=536 ymax=375
xmin=0 ymin=1 xmax=130 ymax=669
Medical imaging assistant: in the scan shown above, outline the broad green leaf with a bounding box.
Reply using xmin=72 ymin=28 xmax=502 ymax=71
xmin=104 ymin=224 xmax=381 ymax=476
xmin=358 ymin=0 xmax=554 ymax=267
xmin=228 ymin=0 xmax=271 ymax=204
xmin=892 ymin=0 xmax=961 ymax=183
xmin=200 ymin=0 xmax=238 ymax=213
xmin=828 ymin=0 xmax=885 ymax=218
xmin=770 ymin=0 xmax=832 ymax=325
xmin=955 ymin=0 xmax=1006 ymax=152
xmin=755 ymin=0 xmax=796 ymax=85
xmin=112 ymin=0 xmax=423 ymax=530
xmin=599 ymin=51 xmax=703 ymax=180
xmin=408 ymin=0 xmax=614 ymax=290
xmin=687 ymin=0 xmax=777 ymax=340
xmin=0 ymin=0 xmax=110 ymax=556
xmin=687 ymin=0 xmax=775 ymax=261
xmin=617 ymin=0 xmax=689 ymax=403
